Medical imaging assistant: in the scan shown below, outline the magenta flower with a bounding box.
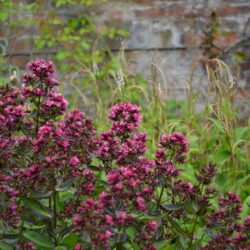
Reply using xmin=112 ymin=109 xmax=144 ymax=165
xmin=70 ymin=156 xmax=80 ymax=166
xmin=109 ymin=102 xmax=142 ymax=134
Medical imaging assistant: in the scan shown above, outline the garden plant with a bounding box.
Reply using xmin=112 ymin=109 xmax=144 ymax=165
xmin=0 ymin=59 xmax=249 ymax=249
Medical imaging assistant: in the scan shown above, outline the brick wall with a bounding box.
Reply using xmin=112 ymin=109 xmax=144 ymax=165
xmin=1 ymin=0 xmax=250 ymax=102
xmin=95 ymin=0 xmax=250 ymax=97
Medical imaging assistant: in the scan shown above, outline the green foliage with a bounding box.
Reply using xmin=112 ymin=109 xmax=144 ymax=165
xmin=23 ymin=231 xmax=54 ymax=249
xmin=0 ymin=1 xmax=249 ymax=248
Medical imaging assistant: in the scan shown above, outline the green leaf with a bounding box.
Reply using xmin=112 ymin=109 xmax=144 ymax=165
xmin=190 ymin=201 xmax=200 ymax=213
xmin=212 ymin=149 xmax=231 ymax=165
xmin=215 ymin=174 xmax=226 ymax=187
xmin=20 ymin=197 xmax=51 ymax=219
xmin=235 ymin=127 xmax=248 ymax=141
xmin=56 ymin=178 xmax=75 ymax=192
xmin=23 ymin=231 xmax=54 ymax=248
xmin=125 ymin=227 xmax=137 ymax=241
xmin=23 ymin=222 xmax=46 ymax=230
xmin=242 ymin=196 xmax=250 ymax=219
xmin=30 ymin=190 xmax=53 ymax=198
xmin=237 ymin=175 xmax=250 ymax=187
xmin=0 ymin=241 xmax=13 ymax=250
xmin=154 ymin=240 xmax=170 ymax=250
xmin=2 ymin=232 xmax=20 ymax=242
xmin=0 ymin=12 xmax=9 ymax=22
xmin=55 ymin=246 xmax=67 ymax=250
xmin=56 ymin=51 xmax=70 ymax=61
xmin=161 ymin=204 xmax=186 ymax=211
xmin=177 ymin=235 xmax=188 ymax=249
xmin=209 ymin=118 xmax=224 ymax=132
xmin=166 ymin=215 xmax=185 ymax=234
xmin=59 ymin=189 xmax=75 ymax=202
xmin=61 ymin=233 xmax=78 ymax=248
xmin=88 ymin=165 xmax=101 ymax=171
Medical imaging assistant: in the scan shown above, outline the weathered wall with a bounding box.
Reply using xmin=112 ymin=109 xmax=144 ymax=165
xmin=95 ymin=0 xmax=250 ymax=98
xmin=2 ymin=0 xmax=250 ymax=101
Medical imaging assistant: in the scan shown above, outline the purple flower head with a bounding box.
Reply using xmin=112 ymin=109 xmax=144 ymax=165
xmin=206 ymin=192 xmax=243 ymax=230
xmin=116 ymin=211 xmax=127 ymax=225
xmin=109 ymin=102 xmax=142 ymax=134
xmin=24 ymin=60 xmax=60 ymax=92
xmin=79 ymin=170 xmax=95 ymax=195
xmin=134 ymin=196 xmax=147 ymax=211
xmin=103 ymin=214 xmax=113 ymax=226
xmin=45 ymin=77 xmax=59 ymax=88
xmin=244 ymin=216 xmax=250 ymax=230
xmin=73 ymin=243 xmax=82 ymax=250
xmin=146 ymin=221 xmax=157 ymax=233
xmin=117 ymin=132 xmax=147 ymax=164
xmin=95 ymin=130 xmax=120 ymax=161
xmin=173 ymin=179 xmax=194 ymax=201
xmin=107 ymin=170 xmax=121 ymax=185
xmin=70 ymin=156 xmax=80 ymax=167
xmin=159 ymin=131 xmax=189 ymax=164
xmin=27 ymin=59 xmax=55 ymax=78
xmin=0 ymin=86 xmax=25 ymax=132
xmin=197 ymin=163 xmax=216 ymax=185
xmin=41 ymin=91 xmax=68 ymax=116
xmin=21 ymin=85 xmax=45 ymax=98
xmin=22 ymin=164 xmax=41 ymax=180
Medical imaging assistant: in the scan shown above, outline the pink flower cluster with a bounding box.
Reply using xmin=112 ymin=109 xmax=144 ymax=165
xmin=1 ymin=60 xmax=249 ymax=249
xmin=107 ymin=157 xmax=155 ymax=211
xmin=108 ymin=102 xmax=142 ymax=134
xmin=159 ymin=131 xmax=189 ymax=164
xmin=73 ymin=101 xmax=193 ymax=249
xmin=0 ymin=60 xmax=97 ymax=232
xmin=40 ymin=91 xmax=68 ymax=117
xmin=22 ymin=59 xmax=67 ymax=124
xmin=0 ymin=86 xmax=25 ymax=133
xmin=27 ymin=59 xmax=55 ymax=78
xmin=202 ymin=192 xmax=250 ymax=249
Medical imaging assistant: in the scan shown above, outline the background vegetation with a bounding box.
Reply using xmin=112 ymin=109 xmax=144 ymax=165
xmin=0 ymin=0 xmax=249 ymax=249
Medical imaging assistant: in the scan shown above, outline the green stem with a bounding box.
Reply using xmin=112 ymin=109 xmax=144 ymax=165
xmin=224 ymin=127 xmax=237 ymax=190
xmin=157 ymin=186 xmax=164 ymax=208
xmin=53 ymin=191 xmax=58 ymax=246
xmin=188 ymin=213 xmax=199 ymax=248
xmin=35 ymin=96 xmax=41 ymax=137
xmin=188 ymin=185 xmax=204 ymax=247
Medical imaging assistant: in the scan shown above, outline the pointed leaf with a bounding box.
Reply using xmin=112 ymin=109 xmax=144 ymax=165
xmin=56 ymin=178 xmax=75 ymax=192
xmin=161 ymin=204 xmax=186 ymax=211
xmin=23 ymin=231 xmax=54 ymax=248
xmin=0 ymin=241 xmax=13 ymax=250
xmin=20 ymin=197 xmax=51 ymax=219
xmin=30 ymin=190 xmax=53 ymax=198
xmin=62 ymin=233 xmax=79 ymax=248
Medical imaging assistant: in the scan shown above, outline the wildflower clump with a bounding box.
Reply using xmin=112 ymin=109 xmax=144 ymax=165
xmin=0 ymin=60 xmax=249 ymax=249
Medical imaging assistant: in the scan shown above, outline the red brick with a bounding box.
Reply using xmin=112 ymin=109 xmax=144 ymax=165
xmin=135 ymin=0 xmax=151 ymax=4
xmin=182 ymin=33 xmax=203 ymax=47
xmin=217 ymin=6 xmax=250 ymax=16
xmin=135 ymin=0 xmax=163 ymax=4
xmin=107 ymin=9 xmax=123 ymax=20
xmin=0 ymin=29 xmax=4 ymax=37
xmin=166 ymin=6 xmax=187 ymax=17
xmin=135 ymin=5 xmax=207 ymax=19
xmin=214 ymin=33 xmax=241 ymax=47
xmin=135 ymin=8 xmax=164 ymax=17
xmin=8 ymin=26 xmax=38 ymax=38
xmin=7 ymin=55 xmax=30 ymax=68
xmin=240 ymin=61 xmax=250 ymax=71
xmin=184 ymin=7 xmax=208 ymax=17
xmin=8 ymin=37 xmax=34 ymax=53
xmin=233 ymin=88 xmax=250 ymax=100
